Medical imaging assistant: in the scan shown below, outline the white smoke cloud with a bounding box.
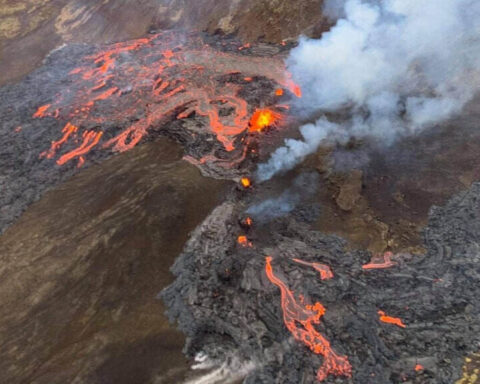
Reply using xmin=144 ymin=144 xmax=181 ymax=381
xmin=257 ymin=0 xmax=480 ymax=181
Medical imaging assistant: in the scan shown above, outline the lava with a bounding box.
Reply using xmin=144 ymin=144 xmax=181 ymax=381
xmin=415 ymin=364 xmax=424 ymax=371
xmin=265 ymin=256 xmax=352 ymax=381
xmin=362 ymin=251 xmax=397 ymax=270
xmin=40 ymin=123 xmax=78 ymax=159
xmin=292 ymin=258 xmax=334 ymax=280
xmin=237 ymin=235 xmax=252 ymax=247
xmin=275 ymin=88 xmax=284 ymax=96
xmin=32 ymin=31 xmax=301 ymax=168
xmin=249 ymin=108 xmax=280 ymax=132
xmin=33 ymin=104 xmax=51 ymax=118
xmin=378 ymin=310 xmax=406 ymax=328
xmin=57 ymin=130 xmax=103 ymax=166
xmin=241 ymin=177 xmax=251 ymax=188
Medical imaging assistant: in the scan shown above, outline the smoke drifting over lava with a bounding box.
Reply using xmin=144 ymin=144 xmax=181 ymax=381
xmin=257 ymin=0 xmax=480 ymax=181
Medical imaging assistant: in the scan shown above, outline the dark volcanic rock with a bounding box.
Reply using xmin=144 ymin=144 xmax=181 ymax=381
xmin=162 ymin=183 xmax=480 ymax=383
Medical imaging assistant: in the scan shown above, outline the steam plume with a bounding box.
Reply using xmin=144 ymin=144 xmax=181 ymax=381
xmin=257 ymin=0 xmax=480 ymax=181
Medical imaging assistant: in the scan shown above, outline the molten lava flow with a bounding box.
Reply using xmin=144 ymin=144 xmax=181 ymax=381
xmin=292 ymin=258 xmax=334 ymax=280
xmin=33 ymin=104 xmax=51 ymax=118
xmin=249 ymin=109 xmax=280 ymax=132
xmin=415 ymin=364 xmax=424 ymax=371
xmin=378 ymin=310 xmax=406 ymax=328
xmin=362 ymin=251 xmax=397 ymax=270
xmin=237 ymin=235 xmax=252 ymax=247
xmin=56 ymin=130 xmax=103 ymax=166
xmin=275 ymin=88 xmax=284 ymax=96
xmin=241 ymin=177 xmax=251 ymax=188
xmin=265 ymin=256 xmax=352 ymax=381
xmin=32 ymin=31 xmax=300 ymax=166
xmin=40 ymin=123 xmax=78 ymax=159
xmin=245 ymin=217 xmax=253 ymax=226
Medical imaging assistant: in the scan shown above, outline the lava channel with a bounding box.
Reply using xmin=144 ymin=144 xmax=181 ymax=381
xmin=265 ymin=256 xmax=352 ymax=381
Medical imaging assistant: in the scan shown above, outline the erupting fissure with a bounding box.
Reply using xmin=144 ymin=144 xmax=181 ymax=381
xmin=265 ymin=256 xmax=352 ymax=381
xmin=32 ymin=31 xmax=300 ymax=167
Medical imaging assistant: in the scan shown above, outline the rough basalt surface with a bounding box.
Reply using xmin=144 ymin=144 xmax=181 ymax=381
xmin=163 ymin=182 xmax=480 ymax=383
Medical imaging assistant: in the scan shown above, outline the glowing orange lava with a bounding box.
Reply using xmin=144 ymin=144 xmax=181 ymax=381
xmin=415 ymin=364 xmax=424 ymax=371
xmin=237 ymin=235 xmax=252 ymax=247
xmin=249 ymin=109 xmax=280 ymax=132
xmin=275 ymin=88 xmax=284 ymax=96
xmin=292 ymin=258 xmax=334 ymax=280
xmin=40 ymin=122 xmax=78 ymax=159
xmin=241 ymin=177 xmax=251 ymax=188
xmin=245 ymin=217 xmax=253 ymax=226
xmin=33 ymin=104 xmax=51 ymax=118
xmin=378 ymin=310 xmax=406 ymax=328
xmin=362 ymin=251 xmax=397 ymax=270
xmin=57 ymin=130 xmax=103 ymax=166
xmin=32 ymin=31 xmax=300 ymax=166
xmin=265 ymin=256 xmax=352 ymax=381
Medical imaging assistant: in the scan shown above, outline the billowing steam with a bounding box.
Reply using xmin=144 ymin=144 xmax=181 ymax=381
xmin=257 ymin=0 xmax=480 ymax=181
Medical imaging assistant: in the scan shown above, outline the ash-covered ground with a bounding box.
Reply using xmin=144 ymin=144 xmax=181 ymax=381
xmin=163 ymin=179 xmax=480 ymax=383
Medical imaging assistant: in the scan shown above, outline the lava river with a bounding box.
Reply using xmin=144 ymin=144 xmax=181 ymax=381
xmin=265 ymin=256 xmax=352 ymax=382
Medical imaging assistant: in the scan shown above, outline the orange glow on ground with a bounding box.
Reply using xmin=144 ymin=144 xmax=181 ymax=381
xmin=275 ymin=88 xmax=284 ymax=96
xmin=362 ymin=251 xmax=397 ymax=270
xmin=248 ymin=109 xmax=280 ymax=132
xmin=40 ymin=123 xmax=78 ymax=159
xmin=415 ymin=364 xmax=424 ymax=371
xmin=237 ymin=235 xmax=252 ymax=247
xmin=378 ymin=310 xmax=406 ymax=328
xmin=245 ymin=217 xmax=253 ymax=226
xmin=57 ymin=130 xmax=103 ymax=166
xmin=241 ymin=177 xmax=251 ymax=188
xmin=265 ymin=256 xmax=352 ymax=382
xmin=33 ymin=104 xmax=51 ymax=118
